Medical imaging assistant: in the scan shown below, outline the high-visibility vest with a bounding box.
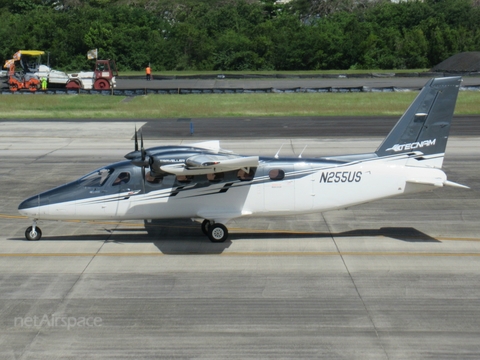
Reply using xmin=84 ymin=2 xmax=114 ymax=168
xmin=146 ymin=67 xmax=151 ymax=74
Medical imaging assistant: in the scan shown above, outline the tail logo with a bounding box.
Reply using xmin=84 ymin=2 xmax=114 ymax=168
xmin=386 ymin=139 xmax=436 ymax=152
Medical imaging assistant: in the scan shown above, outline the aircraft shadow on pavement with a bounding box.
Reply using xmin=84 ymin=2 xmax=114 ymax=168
xmin=9 ymin=225 xmax=439 ymax=255
xmin=323 ymin=227 xmax=440 ymax=243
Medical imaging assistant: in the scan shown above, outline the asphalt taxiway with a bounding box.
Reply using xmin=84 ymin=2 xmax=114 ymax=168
xmin=1 ymin=119 xmax=480 ymax=359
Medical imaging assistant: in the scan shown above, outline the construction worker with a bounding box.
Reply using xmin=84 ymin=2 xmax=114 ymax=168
xmin=145 ymin=65 xmax=151 ymax=81
xmin=41 ymin=76 xmax=47 ymax=90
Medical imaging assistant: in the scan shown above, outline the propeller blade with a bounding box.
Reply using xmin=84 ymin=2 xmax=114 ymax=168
xmin=141 ymin=130 xmax=146 ymax=161
xmin=134 ymin=125 xmax=138 ymax=152
xmin=141 ymin=165 xmax=146 ymax=193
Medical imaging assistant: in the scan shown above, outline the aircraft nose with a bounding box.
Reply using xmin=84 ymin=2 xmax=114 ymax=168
xmin=18 ymin=195 xmax=39 ymax=216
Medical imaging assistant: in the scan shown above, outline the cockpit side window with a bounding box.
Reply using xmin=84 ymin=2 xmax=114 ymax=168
xmin=79 ymin=168 xmax=113 ymax=188
xmin=112 ymin=172 xmax=130 ymax=186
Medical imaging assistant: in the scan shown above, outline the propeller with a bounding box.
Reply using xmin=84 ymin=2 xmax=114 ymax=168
xmin=140 ymin=130 xmax=146 ymax=163
xmin=125 ymin=128 xmax=150 ymax=167
xmin=140 ymin=130 xmax=146 ymax=192
xmin=126 ymin=126 xmax=196 ymax=180
xmin=125 ymin=127 xmax=150 ymax=192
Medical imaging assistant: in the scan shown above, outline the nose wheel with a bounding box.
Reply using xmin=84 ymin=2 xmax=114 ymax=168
xmin=25 ymin=221 xmax=42 ymax=241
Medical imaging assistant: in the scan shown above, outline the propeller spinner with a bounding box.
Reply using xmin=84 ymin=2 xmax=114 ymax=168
xmin=125 ymin=129 xmax=150 ymax=167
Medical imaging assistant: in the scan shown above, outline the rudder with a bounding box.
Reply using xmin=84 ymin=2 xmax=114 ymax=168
xmin=375 ymin=76 xmax=462 ymax=166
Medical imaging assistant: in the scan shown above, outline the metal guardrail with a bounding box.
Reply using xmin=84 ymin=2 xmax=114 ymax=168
xmin=2 ymin=70 xmax=480 ymax=95
xmin=117 ymin=72 xmax=480 ymax=80
xmin=1 ymin=85 xmax=480 ymax=95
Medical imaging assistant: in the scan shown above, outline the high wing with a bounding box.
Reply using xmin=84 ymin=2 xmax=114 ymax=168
xmin=124 ymin=137 xmax=256 ymax=176
xmin=160 ymin=154 xmax=259 ymax=175
xmin=188 ymin=140 xmax=229 ymax=153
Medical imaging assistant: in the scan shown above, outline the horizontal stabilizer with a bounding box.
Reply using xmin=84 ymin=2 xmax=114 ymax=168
xmin=406 ymin=179 xmax=444 ymax=187
xmin=444 ymin=180 xmax=470 ymax=189
xmin=406 ymin=179 xmax=470 ymax=189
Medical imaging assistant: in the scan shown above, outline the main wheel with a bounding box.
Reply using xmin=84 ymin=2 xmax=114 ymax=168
xmin=201 ymin=219 xmax=211 ymax=236
xmin=94 ymin=79 xmax=110 ymax=90
xmin=25 ymin=226 xmax=42 ymax=241
xmin=208 ymin=223 xmax=228 ymax=243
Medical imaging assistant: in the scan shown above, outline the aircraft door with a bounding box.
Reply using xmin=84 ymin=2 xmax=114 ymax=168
xmin=264 ymin=165 xmax=295 ymax=211
xmin=294 ymin=163 xmax=314 ymax=211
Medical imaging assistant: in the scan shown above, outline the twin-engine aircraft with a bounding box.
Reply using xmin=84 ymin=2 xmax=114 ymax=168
xmin=19 ymin=77 xmax=468 ymax=242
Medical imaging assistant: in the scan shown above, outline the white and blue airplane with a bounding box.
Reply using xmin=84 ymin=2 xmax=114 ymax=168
xmin=19 ymin=76 xmax=468 ymax=242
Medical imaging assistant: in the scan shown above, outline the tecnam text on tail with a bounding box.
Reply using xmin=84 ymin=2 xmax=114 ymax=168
xmin=19 ymin=77 xmax=468 ymax=242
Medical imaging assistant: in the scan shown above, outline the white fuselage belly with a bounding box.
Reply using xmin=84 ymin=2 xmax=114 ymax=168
xmin=21 ymin=156 xmax=446 ymax=223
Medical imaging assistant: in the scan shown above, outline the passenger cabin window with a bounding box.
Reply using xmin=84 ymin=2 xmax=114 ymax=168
xmin=207 ymin=172 xmax=224 ymax=183
xmin=146 ymin=171 xmax=162 ymax=184
xmin=112 ymin=172 xmax=130 ymax=186
xmin=237 ymin=168 xmax=255 ymax=181
xmin=269 ymin=169 xmax=285 ymax=181
xmin=176 ymin=175 xmax=193 ymax=184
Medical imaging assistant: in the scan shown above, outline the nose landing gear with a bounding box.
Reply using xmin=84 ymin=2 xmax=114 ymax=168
xmin=25 ymin=220 xmax=42 ymax=241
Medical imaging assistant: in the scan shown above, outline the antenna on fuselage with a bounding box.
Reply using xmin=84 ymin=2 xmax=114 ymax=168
xmin=298 ymin=145 xmax=307 ymax=158
xmin=274 ymin=143 xmax=285 ymax=159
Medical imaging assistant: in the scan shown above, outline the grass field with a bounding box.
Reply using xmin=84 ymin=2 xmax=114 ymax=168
xmin=0 ymin=91 xmax=478 ymax=119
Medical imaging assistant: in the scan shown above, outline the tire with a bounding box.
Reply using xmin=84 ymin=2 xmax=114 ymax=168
xmin=28 ymin=84 xmax=36 ymax=92
xmin=201 ymin=220 xmax=211 ymax=236
xmin=208 ymin=223 xmax=228 ymax=243
xmin=25 ymin=226 xmax=42 ymax=241
xmin=94 ymin=79 xmax=110 ymax=90
xmin=66 ymin=80 xmax=81 ymax=89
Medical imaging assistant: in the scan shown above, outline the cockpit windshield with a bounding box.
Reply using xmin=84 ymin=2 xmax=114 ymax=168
xmin=78 ymin=168 xmax=114 ymax=188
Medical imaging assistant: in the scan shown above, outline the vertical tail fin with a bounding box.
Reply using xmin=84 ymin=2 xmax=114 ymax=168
xmin=375 ymin=76 xmax=462 ymax=167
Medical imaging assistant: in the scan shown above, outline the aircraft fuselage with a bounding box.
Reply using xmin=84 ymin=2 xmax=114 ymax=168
xmin=18 ymin=153 xmax=446 ymax=223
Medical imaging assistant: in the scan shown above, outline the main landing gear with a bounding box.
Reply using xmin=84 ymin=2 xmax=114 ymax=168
xmin=201 ymin=220 xmax=229 ymax=243
xmin=25 ymin=220 xmax=42 ymax=241
xmin=144 ymin=219 xmax=229 ymax=243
